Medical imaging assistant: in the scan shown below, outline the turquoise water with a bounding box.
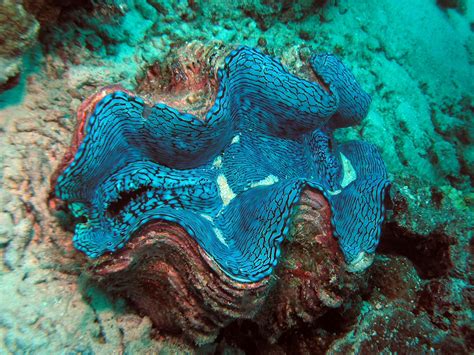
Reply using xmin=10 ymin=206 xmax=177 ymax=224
xmin=0 ymin=1 xmax=472 ymax=353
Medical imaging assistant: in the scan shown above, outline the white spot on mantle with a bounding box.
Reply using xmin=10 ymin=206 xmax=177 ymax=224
xmin=249 ymin=174 xmax=279 ymax=188
xmin=231 ymin=134 xmax=240 ymax=144
xmin=217 ymin=174 xmax=236 ymax=206
xmin=340 ymin=152 xmax=357 ymax=188
xmin=213 ymin=156 xmax=223 ymax=168
xmin=213 ymin=227 xmax=228 ymax=246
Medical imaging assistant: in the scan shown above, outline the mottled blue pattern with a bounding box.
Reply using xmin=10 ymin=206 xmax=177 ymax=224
xmin=56 ymin=47 xmax=390 ymax=282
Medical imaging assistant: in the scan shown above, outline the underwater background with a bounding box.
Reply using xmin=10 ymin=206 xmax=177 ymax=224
xmin=0 ymin=0 xmax=473 ymax=353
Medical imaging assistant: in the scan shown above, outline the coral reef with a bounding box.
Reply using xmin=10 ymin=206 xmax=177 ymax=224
xmin=0 ymin=0 xmax=472 ymax=353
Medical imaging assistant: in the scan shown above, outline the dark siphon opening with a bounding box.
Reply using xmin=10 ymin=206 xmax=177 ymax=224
xmin=106 ymin=185 xmax=154 ymax=217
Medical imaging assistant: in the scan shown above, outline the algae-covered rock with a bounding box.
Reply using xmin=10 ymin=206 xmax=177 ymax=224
xmin=462 ymin=144 xmax=474 ymax=177
xmin=0 ymin=57 xmax=21 ymax=91
xmin=432 ymin=140 xmax=461 ymax=177
xmin=0 ymin=1 xmax=39 ymax=57
xmin=328 ymin=306 xmax=465 ymax=353
xmin=0 ymin=0 xmax=39 ymax=89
